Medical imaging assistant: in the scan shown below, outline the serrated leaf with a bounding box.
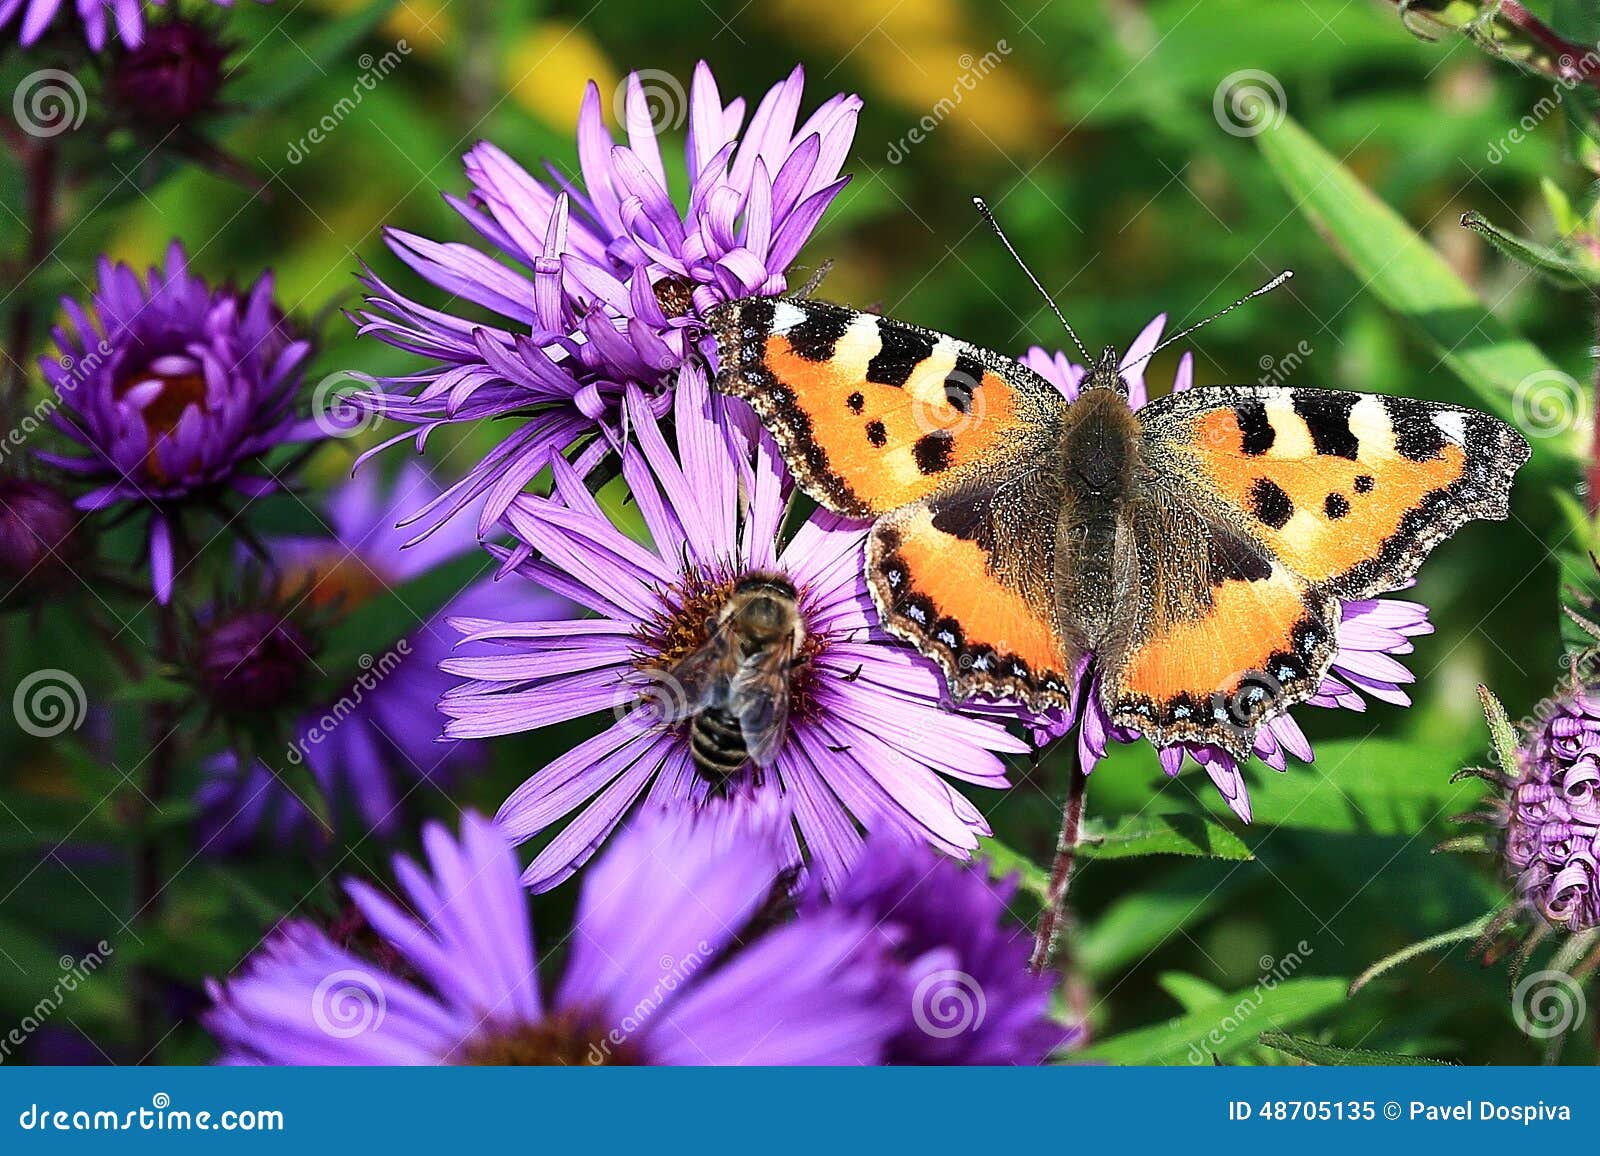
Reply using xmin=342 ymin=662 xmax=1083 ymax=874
xmin=1080 ymin=811 xmax=1253 ymax=861
xmin=1259 ymin=1030 xmax=1454 ymax=1065
xmin=1459 ymin=209 xmax=1599 ymax=288
xmin=1255 ymin=115 xmax=1583 ymax=467
xmin=1078 ymin=977 xmax=1348 ymax=1065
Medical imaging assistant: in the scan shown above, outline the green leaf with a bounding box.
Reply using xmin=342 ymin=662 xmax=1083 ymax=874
xmin=1078 ymin=862 xmax=1252 ymax=977
xmin=1259 ymin=1031 xmax=1454 ymax=1065
xmin=974 ymin=837 xmax=1050 ymax=905
xmin=1459 ymin=209 xmax=1598 ymax=288
xmin=1476 ymin=687 xmax=1521 ymax=778
xmin=1080 ymin=812 xmax=1253 ymax=861
xmin=228 ymin=1 xmax=403 ymax=110
xmin=1078 ymin=977 xmax=1348 ymax=1065
xmin=1209 ymin=738 xmax=1482 ymax=836
xmin=1159 ymin=971 xmax=1228 ymax=1011
xmin=1255 ymin=115 xmax=1582 ymax=466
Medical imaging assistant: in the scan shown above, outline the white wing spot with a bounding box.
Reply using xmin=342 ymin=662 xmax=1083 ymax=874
xmin=770 ymin=301 xmax=807 ymax=334
xmin=1432 ymin=410 xmax=1467 ymax=444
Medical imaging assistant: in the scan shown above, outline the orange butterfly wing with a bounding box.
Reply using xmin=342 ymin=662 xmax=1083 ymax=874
xmin=1096 ymin=386 xmax=1527 ymax=757
xmin=708 ymin=297 xmax=1065 ymax=517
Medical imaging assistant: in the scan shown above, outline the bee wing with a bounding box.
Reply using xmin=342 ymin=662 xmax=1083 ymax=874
xmin=728 ymin=647 xmax=794 ymax=767
xmin=652 ymin=629 xmax=738 ymax=723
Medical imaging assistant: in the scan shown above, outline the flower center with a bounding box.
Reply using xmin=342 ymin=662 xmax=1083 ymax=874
xmin=282 ymin=554 xmax=391 ymax=612
xmin=114 ymin=354 xmax=210 ymax=437
xmin=635 ymin=567 xmax=822 ymax=789
xmin=651 ymin=276 xmax=697 ymax=320
xmin=459 ymin=1011 xmax=639 ymax=1066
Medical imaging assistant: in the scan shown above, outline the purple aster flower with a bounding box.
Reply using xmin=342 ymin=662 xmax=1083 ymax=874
xmin=2 ymin=0 xmax=251 ymax=51
xmin=204 ymin=804 xmax=900 ymax=1064
xmin=0 ymin=476 xmax=84 ymax=605
xmin=810 ymin=834 xmax=1078 ymax=1064
xmin=1487 ymin=684 xmax=1600 ymax=933
xmin=197 ymin=463 xmax=564 ymax=849
xmin=38 ymin=241 xmax=316 ymax=603
xmin=1023 ymin=317 xmax=1434 ymax=822
xmin=438 ymin=373 xmax=1024 ymax=892
xmin=351 ymin=61 xmax=859 ymax=538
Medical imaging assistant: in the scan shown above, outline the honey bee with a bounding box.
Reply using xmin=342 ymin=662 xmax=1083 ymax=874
xmin=655 ymin=573 xmax=805 ymax=787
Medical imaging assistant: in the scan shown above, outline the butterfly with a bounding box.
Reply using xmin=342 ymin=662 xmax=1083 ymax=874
xmin=706 ymin=294 xmax=1531 ymax=760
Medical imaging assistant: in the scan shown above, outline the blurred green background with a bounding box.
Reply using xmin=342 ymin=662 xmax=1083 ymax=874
xmin=2 ymin=0 xmax=1595 ymax=1064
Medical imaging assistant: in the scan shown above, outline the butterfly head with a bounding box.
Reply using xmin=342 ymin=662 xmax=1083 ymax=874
xmin=1079 ymin=346 xmax=1128 ymax=399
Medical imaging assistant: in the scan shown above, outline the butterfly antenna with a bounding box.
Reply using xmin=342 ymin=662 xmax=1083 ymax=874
xmin=1125 ymin=271 xmax=1294 ymax=371
xmin=972 ymin=196 xmax=1091 ymax=364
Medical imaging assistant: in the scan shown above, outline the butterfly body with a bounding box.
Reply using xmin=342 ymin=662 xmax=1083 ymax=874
xmin=709 ymin=296 xmax=1530 ymax=759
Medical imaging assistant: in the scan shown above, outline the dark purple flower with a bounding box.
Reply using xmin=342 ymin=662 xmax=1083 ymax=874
xmin=0 ymin=476 xmax=83 ymax=601
xmin=1 ymin=0 xmax=253 ymax=51
xmin=38 ymin=242 xmax=316 ymax=603
xmin=1497 ymin=686 xmax=1600 ymax=932
xmin=811 ymin=835 xmax=1077 ymax=1064
xmin=204 ymin=804 xmax=900 ymax=1064
xmin=105 ymin=14 xmax=228 ymax=126
xmin=193 ymin=606 xmax=313 ymax=715
xmin=1022 ymin=318 xmax=1435 ymax=821
xmin=197 ymin=464 xmax=565 ymax=849
xmin=351 ymin=62 xmax=859 ymax=537
xmin=438 ymin=375 xmax=1024 ymax=892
